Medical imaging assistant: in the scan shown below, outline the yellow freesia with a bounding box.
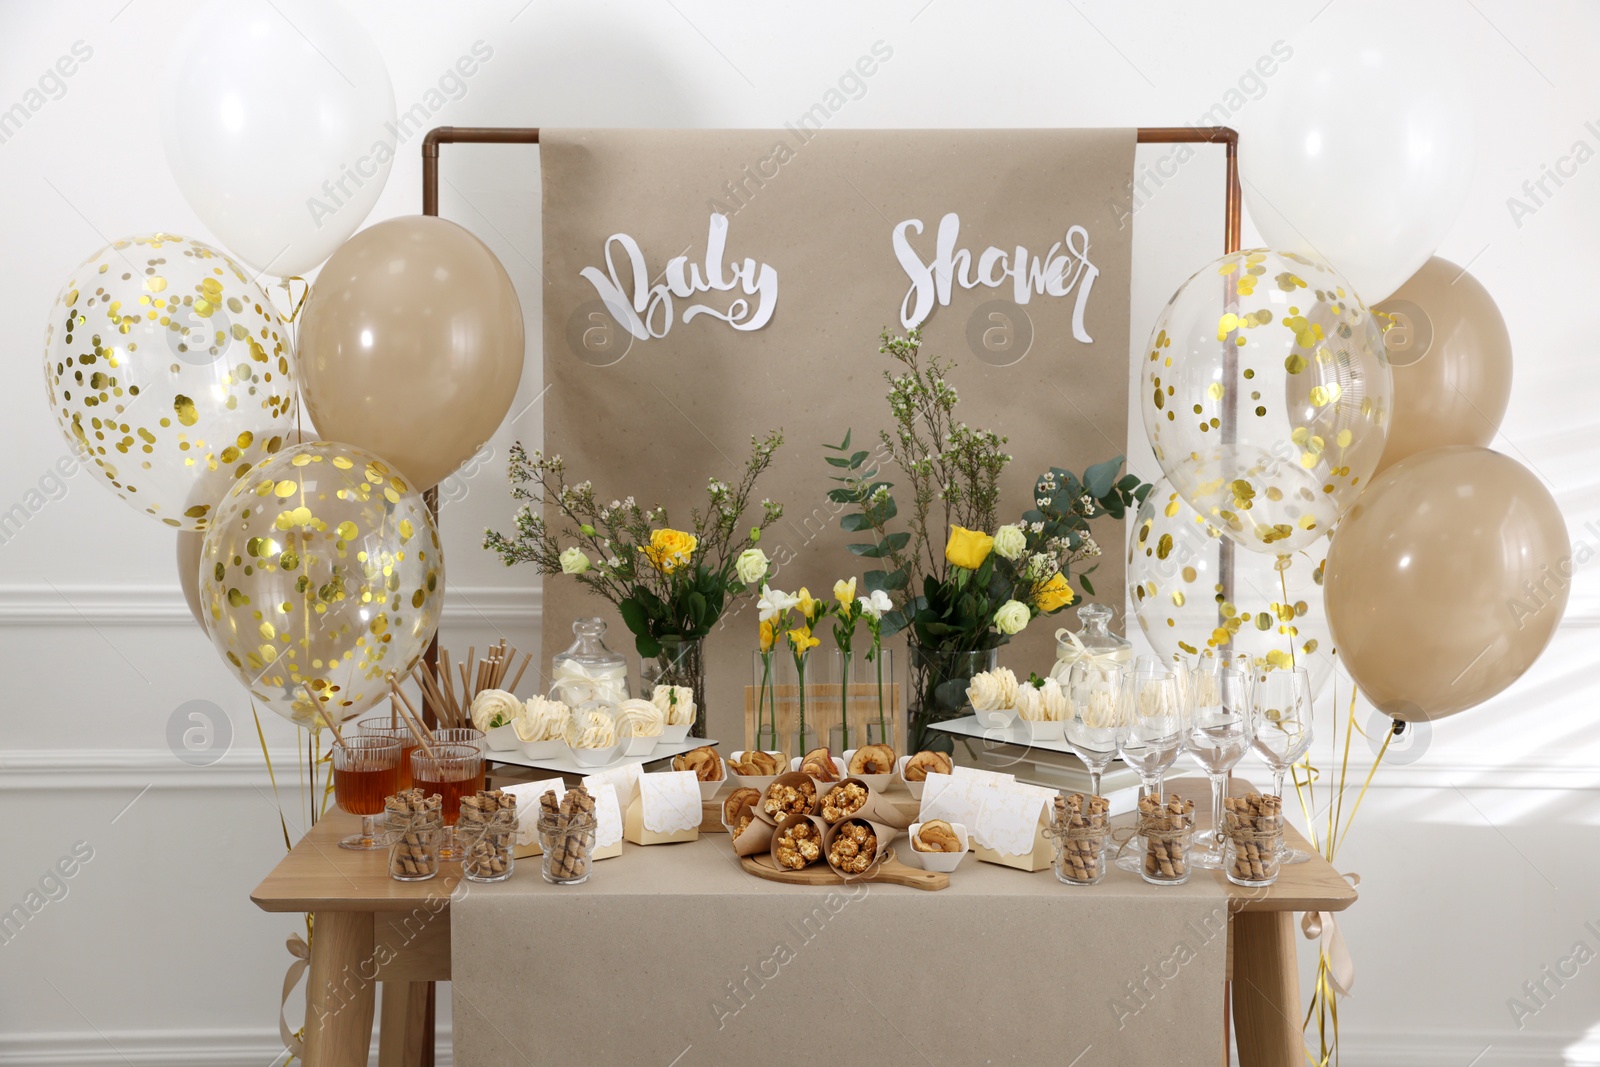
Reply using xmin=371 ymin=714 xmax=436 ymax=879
xmin=759 ymin=617 xmax=779 ymax=652
xmin=833 ymin=577 xmax=857 ymax=616
xmin=945 ymin=525 xmax=995 ymax=570
xmin=796 ymin=586 xmax=818 ymax=621
xmin=787 ymin=626 xmax=820 ymax=654
xmin=644 ymin=528 xmax=698 ymax=574
xmin=1035 ymin=572 xmax=1077 ymax=613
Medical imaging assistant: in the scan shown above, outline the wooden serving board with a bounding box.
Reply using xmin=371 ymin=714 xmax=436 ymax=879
xmin=738 ymin=848 xmax=948 ymax=891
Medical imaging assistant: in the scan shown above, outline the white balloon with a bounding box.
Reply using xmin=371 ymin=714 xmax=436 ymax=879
xmin=160 ymin=0 xmax=396 ymax=279
xmin=1240 ymin=4 xmax=1476 ymax=304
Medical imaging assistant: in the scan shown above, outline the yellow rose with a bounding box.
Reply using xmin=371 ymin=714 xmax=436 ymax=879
xmin=787 ymin=625 xmax=820 ymax=654
xmin=833 ymin=577 xmax=857 ymax=615
xmin=759 ymin=617 xmax=779 ymax=652
xmin=945 ymin=525 xmax=995 ymax=570
xmin=1035 ymin=572 xmax=1077 ymax=613
xmin=644 ymin=528 xmax=698 ymax=574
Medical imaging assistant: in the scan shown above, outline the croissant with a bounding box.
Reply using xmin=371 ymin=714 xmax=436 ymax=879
xmin=800 ymin=746 xmax=839 ymax=782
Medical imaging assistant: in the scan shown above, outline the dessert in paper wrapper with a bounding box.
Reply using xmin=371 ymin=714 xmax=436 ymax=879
xmin=822 ymin=817 xmax=897 ymax=878
xmin=724 ymin=789 xmax=776 ymax=857
xmin=769 ymin=813 xmax=830 ymax=871
xmin=577 ymin=772 xmax=627 ymax=860
xmin=971 ymin=781 xmax=1058 ymax=871
xmin=623 ymin=770 xmax=702 ymax=845
xmin=756 ymin=770 xmax=821 ymax=826
xmin=501 ymin=778 xmax=566 ymax=858
xmin=818 ymin=778 xmax=911 ymax=829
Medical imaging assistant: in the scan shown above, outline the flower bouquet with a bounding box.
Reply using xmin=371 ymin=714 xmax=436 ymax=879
xmin=826 ymin=328 xmax=1149 ymax=752
xmin=485 ymin=431 xmax=784 ymax=738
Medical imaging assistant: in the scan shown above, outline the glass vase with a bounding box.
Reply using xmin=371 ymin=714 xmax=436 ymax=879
xmin=640 ymin=635 xmax=706 ymax=739
xmin=826 ymin=647 xmax=898 ymax=753
xmin=907 ymin=643 xmax=998 ymax=754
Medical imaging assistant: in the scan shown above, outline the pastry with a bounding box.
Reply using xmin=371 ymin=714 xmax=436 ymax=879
xmin=565 ymin=708 xmax=618 ymax=749
xmin=901 ymin=750 xmax=953 ymax=782
xmin=673 ymin=745 xmax=725 ymax=782
xmin=826 ymin=819 xmax=878 ymax=875
xmin=469 ymin=689 xmax=520 ymax=732
xmin=723 ymin=787 xmax=761 ymax=828
xmin=1017 ymin=677 xmax=1068 ymax=722
xmin=762 ymin=778 xmax=817 ymax=819
xmin=729 ymin=750 xmax=781 ymax=776
xmin=614 ymin=698 xmax=665 ymax=739
xmin=912 ymin=819 xmax=962 ymax=853
xmin=967 ymin=667 xmax=1020 ymax=711
xmin=800 ymin=746 xmax=839 ymax=781
xmin=847 ymin=743 xmax=895 ymax=775
xmin=651 ymin=684 xmax=697 ymax=726
xmin=821 ymin=781 xmax=869 ymax=823
xmin=515 ymin=695 xmax=572 ymax=743
xmin=774 ymin=819 xmax=823 ymax=870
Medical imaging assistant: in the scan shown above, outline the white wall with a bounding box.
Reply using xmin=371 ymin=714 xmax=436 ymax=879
xmin=2 ymin=1 xmax=1598 ymax=1064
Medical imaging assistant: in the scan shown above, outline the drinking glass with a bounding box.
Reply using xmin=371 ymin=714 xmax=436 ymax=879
xmin=1250 ymin=667 xmax=1314 ymax=865
xmin=333 ymin=736 xmax=402 ymax=850
xmin=411 ymin=743 xmax=485 ymax=862
xmin=1063 ymin=662 xmax=1123 ymax=800
xmin=1114 ymin=664 xmax=1187 ymax=873
xmin=355 ymin=718 xmax=415 ymax=791
xmin=1184 ymin=665 xmax=1254 ymax=869
xmin=434 ymin=727 xmax=486 ymax=755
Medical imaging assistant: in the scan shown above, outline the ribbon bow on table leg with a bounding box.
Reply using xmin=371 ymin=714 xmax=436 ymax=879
xmin=1301 ymin=872 xmax=1361 ymax=997
xmin=279 ymin=932 xmax=311 ymax=1058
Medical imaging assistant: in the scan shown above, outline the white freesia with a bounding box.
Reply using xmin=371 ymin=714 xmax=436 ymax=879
xmin=967 ymin=667 xmax=1020 ymax=711
xmin=757 ymin=584 xmax=800 ymax=622
xmin=992 ymin=523 xmax=1026 ymax=560
xmin=857 ymin=589 xmax=893 ymax=620
xmin=559 ymin=546 xmax=591 ymax=574
xmin=469 ymin=688 xmax=522 ymax=732
xmin=994 ymin=599 xmax=1031 ymax=636
xmin=652 ymin=684 xmax=697 ymax=726
xmin=735 ymin=548 xmax=770 ymax=585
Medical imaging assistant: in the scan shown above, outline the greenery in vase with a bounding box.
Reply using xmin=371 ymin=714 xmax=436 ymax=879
xmin=824 ymin=327 xmax=1150 ymax=750
xmin=484 ymin=431 xmax=785 ymax=658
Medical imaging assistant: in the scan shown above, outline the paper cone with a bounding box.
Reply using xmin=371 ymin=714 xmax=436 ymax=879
xmin=756 ymin=771 xmax=822 ymax=826
xmin=769 ymin=813 xmax=830 ymax=871
xmin=819 ymin=778 xmax=912 ymax=829
xmin=822 ymin=817 xmax=898 ymax=879
xmin=731 ymin=816 xmax=776 ymax=857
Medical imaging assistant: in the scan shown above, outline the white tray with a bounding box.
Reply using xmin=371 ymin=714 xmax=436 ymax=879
xmin=487 ymin=736 xmax=719 ymax=776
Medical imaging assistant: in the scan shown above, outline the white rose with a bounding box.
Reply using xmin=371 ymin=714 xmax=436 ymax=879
xmin=469 ymin=688 xmax=522 ymax=731
xmin=992 ymin=523 xmax=1027 ymax=561
xmin=966 ymin=667 xmax=1019 ymax=711
xmin=735 ymin=548 xmax=770 ymax=585
xmin=994 ymin=599 xmax=1031 ymax=636
xmin=652 ymin=684 xmax=697 ymax=726
xmin=559 ymin=546 xmax=591 ymax=574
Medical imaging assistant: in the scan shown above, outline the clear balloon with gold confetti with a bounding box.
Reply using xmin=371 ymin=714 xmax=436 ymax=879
xmin=42 ymin=233 xmax=298 ymax=530
xmin=1128 ymin=479 xmax=1335 ymax=697
xmin=1139 ymin=249 xmax=1390 ymax=555
xmin=199 ymin=441 xmax=443 ymax=727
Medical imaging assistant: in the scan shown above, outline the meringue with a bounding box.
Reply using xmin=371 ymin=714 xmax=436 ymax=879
xmin=514 ymin=695 xmax=572 ymax=743
xmin=966 ymin=667 xmax=1019 ymax=712
xmin=470 ymin=688 xmax=522 ymax=732
xmin=615 ymin=698 xmax=665 ymax=739
xmin=566 ymin=708 xmax=619 ymax=749
xmin=651 ymin=684 xmax=696 ymax=726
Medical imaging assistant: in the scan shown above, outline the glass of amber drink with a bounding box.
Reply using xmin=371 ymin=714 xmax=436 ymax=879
xmin=411 ymin=744 xmax=485 ymax=861
xmin=334 ymin=736 xmax=403 ymax=850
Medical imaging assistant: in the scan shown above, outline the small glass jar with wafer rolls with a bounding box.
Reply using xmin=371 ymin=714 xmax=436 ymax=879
xmin=1136 ymin=793 xmax=1195 ymax=886
xmin=1221 ymin=793 xmax=1284 ymax=887
xmin=457 ymin=790 xmax=519 ymax=883
xmin=385 ymin=789 xmax=444 ymax=882
xmin=1049 ymin=793 xmax=1110 ymax=885
xmin=538 ymin=783 xmax=599 ymax=885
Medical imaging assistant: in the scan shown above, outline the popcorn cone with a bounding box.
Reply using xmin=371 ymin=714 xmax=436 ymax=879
xmin=768 ymin=813 xmax=830 ymax=871
xmin=822 ymin=817 xmax=898 ymax=879
xmin=755 ymin=771 xmax=823 ymax=827
xmin=731 ymin=815 xmax=775 ymax=857
xmin=818 ymin=778 xmax=911 ymax=829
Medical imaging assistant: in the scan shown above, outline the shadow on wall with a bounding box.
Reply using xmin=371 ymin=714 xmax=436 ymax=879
xmin=497 ymin=11 xmax=702 ymax=126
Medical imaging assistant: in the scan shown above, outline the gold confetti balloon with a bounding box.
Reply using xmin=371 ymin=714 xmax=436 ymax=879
xmin=199 ymin=441 xmax=443 ymax=727
xmin=1128 ymin=479 xmax=1335 ymax=698
xmin=1139 ymin=249 xmax=1391 ymax=555
xmin=42 ymin=233 xmax=298 ymax=530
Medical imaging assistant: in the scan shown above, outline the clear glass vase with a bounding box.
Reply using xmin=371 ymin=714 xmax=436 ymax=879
xmin=826 ymin=647 xmax=898 ymax=752
xmin=640 ymin=635 xmax=706 ymax=739
xmin=907 ymin=643 xmax=998 ymax=754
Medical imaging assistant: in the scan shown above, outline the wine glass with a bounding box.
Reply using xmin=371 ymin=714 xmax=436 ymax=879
xmin=1250 ymin=666 xmax=1314 ymax=865
xmin=333 ymin=735 xmax=402 ymax=850
xmin=1114 ymin=663 xmax=1187 ymax=872
xmin=1063 ymin=662 xmax=1123 ymax=800
xmin=1183 ymin=665 xmax=1254 ymax=870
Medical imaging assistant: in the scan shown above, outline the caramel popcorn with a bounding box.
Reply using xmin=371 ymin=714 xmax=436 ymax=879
xmin=827 ymin=820 xmax=878 ymax=875
xmin=821 ymin=781 xmax=869 ymax=823
xmin=775 ymin=820 xmax=823 ymax=870
xmin=763 ymin=780 xmax=817 ymax=819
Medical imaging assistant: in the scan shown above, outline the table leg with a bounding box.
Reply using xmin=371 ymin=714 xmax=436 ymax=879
xmin=1231 ymin=911 xmax=1302 ymax=1067
xmin=379 ymin=982 xmax=429 ymax=1067
xmin=303 ymin=910 xmax=378 ymax=1067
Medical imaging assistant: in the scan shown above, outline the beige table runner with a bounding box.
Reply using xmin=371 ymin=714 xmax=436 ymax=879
xmin=452 ymin=836 xmax=1226 ymax=1065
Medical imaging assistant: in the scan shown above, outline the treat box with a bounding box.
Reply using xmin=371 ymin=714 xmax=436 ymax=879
xmin=902 ymin=821 xmax=970 ymax=873
xmin=487 ymin=736 xmax=720 ymax=776
xmin=622 ymin=792 xmax=700 ymax=846
xmin=567 ymin=741 xmax=626 ymax=768
xmin=973 ymin=706 xmax=1019 ymax=729
xmin=660 ymin=723 xmax=692 ymax=744
xmin=623 ymin=734 xmax=659 ymax=756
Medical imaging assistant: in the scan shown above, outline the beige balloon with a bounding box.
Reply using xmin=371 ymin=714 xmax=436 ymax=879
xmin=1324 ymin=446 xmax=1568 ymax=721
xmin=176 ymin=530 xmax=206 ymax=631
xmin=297 ymin=216 xmax=524 ymax=490
xmin=1372 ymin=257 xmax=1512 ymax=473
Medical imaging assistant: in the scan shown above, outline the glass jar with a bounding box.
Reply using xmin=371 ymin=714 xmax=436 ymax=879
xmin=551 ymin=618 xmax=631 ymax=707
xmin=538 ymin=809 xmax=598 ymax=885
xmin=906 ymin=644 xmax=997 ymax=754
xmin=459 ymin=806 xmax=518 ymax=883
xmin=1051 ymin=794 xmax=1110 ymax=886
xmin=641 ymin=636 xmax=705 ymax=739
xmin=385 ymin=796 xmax=443 ymax=882
xmin=1137 ymin=795 xmax=1195 ymax=886
xmin=1052 ymin=602 xmax=1133 ymax=680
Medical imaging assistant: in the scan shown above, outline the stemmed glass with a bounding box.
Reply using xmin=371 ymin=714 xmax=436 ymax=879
xmin=1113 ymin=662 xmax=1187 ymax=872
xmin=1184 ymin=665 xmax=1254 ymax=870
xmin=333 ymin=736 xmax=402 ymax=850
xmin=1250 ymin=666 xmax=1314 ymax=865
xmin=1063 ymin=662 xmax=1123 ymax=800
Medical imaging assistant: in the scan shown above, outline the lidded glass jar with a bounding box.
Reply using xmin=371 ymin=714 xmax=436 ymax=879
xmin=1052 ymin=603 xmax=1134 ymax=679
xmin=550 ymin=618 xmax=631 ymax=706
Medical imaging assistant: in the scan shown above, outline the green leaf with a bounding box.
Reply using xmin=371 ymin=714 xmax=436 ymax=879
xmin=847 ymin=541 xmax=883 ymax=557
xmin=839 ymin=513 xmax=871 ymax=533
xmin=1079 ymin=573 xmax=1096 ymax=596
xmin=635 ymin=633 xmax=661 ymax=658
xmin=618 ymin=598 xmax=650 ymax=638
xmin=688 ymin=591 xmax=708 ymax=626
xmin=882 ymin=531 xmax=911 ymax=551
xmin=848 ymin=450 xmax=870 ymax=468
xmin=1083 ymin=455 xmax=1126 ymax=498
xmin=826 ymin=488 xmax=857 ymax=504
xmin=824 ymin=455 xmax=854 ymax=468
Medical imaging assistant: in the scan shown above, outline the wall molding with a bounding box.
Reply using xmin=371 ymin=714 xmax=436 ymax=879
xmin=0 ymin=1027 xmax=453 ymax=1066
xmin=0 ymin=584 xmax=539 ymax=627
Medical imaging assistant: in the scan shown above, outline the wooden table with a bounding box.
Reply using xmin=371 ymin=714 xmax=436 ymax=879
xmin=252 ymin=787 xmax=1355 ymax=1066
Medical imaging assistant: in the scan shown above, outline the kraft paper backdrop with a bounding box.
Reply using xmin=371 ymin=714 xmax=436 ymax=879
xmin=541 ymin=128 xmax=1135 ymax=740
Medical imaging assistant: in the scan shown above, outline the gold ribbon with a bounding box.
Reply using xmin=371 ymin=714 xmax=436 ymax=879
xmin=1053 ymin=629 xmax=1133 ymax=670
xmin=1301 ymin=871 xmax=1361 ymax=997
xmin=279 ymin=931 xmax=311 ymax=1058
